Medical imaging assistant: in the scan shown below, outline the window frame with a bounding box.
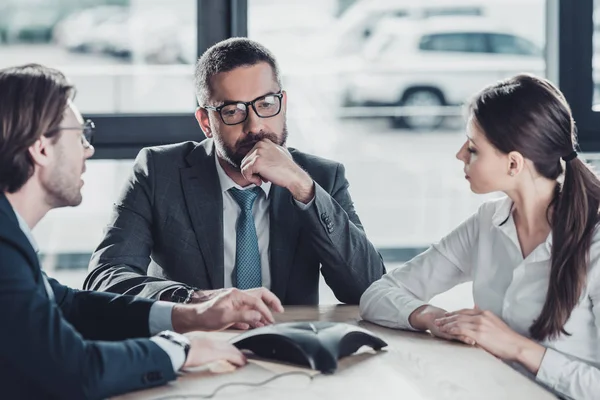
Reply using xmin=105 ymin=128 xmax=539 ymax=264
xmin=557 ymin=0 xmax=600 ymax=151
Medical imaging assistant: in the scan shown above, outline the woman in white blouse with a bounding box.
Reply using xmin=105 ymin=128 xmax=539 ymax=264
xmin=359 ymin=74 xmax=600 ymax=400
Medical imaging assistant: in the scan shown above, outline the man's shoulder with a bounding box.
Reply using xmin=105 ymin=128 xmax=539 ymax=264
xmin=139 ymin=140 xmax=210 ymax=167
xmin=289 ymin=148 xmax=341 ymax=173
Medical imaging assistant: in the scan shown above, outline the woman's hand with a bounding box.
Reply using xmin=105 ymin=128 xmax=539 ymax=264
xmin=434 ymin=308 xmax=546 ymax=373
xmin=409 ymin=305 xmax=469 ymax=342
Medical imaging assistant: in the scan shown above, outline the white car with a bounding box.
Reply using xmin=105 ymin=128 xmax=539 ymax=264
xmin=52 ymin=6 xmax=126 ymax=52
xmin=326 ymin=0 xmax=545 ymax=57
xmin=340 ymin=16 xmax=545 ymax=130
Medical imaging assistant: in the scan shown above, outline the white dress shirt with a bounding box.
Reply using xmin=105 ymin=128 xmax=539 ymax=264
xmin=360 ymin=196 xmax=600 ymax=400
xmin=214 ymin=153 xmax=314 ymax=289
xmin=13 ymin=209 xmax=183 ymax=372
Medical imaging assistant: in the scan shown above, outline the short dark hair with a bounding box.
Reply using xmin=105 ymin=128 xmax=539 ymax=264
xmin=194 ymin=37 xmax=282 ymax=106
xmin=0 ymin=64 xmax=74 ymax=193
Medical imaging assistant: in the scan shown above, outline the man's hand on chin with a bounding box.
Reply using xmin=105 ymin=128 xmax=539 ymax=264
xmin=171 ymin=287 xmax=284 ymax=333
xmin=240 ymin=139 xmax=315 ymax=203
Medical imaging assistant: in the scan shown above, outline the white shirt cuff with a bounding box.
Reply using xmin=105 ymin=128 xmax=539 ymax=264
xmin=293 ymin=196 xmax=315 ymax=210
xmin=400 ymin=299 xmax=429 ymax=331
xmin=150 ymin=336 xmax=186 ymax=372
xmin=148 ymin=301 xmax=176 ymax=335
xmin=535 ymin=347 xmax=566 ymax=390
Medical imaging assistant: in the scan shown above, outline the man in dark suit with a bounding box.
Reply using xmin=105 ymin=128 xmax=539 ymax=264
xmin=0 ymin=64 xmax=282 ymax=399
xmin=85 ymin=38 xmax=385 ymax=305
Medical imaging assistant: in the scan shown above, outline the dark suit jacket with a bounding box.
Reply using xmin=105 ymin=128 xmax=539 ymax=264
xmin=0 ymin=194 xmax=175 ymax=399
xmin=85 ymin=139 xmax=385 ymax=304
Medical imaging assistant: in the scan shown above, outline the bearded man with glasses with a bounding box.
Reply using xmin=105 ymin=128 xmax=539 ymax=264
xmin=85 ymin=38 xmax=385 ymax=307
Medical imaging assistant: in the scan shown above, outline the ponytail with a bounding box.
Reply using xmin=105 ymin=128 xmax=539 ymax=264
xmin=530 ymin=157 xmax=600 ymax=340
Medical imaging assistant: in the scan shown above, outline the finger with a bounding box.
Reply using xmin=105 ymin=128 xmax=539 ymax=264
xmin=435 ymin=314 xmax=478 ymax=326
xmin=457 ymin=335 xmax=477 ymax=346
xmin=231 ymin=322 xmax=250 ymax=330
xmin=232 ymin=309 xmax=263 ymax=326
xmin=240 ymin=157 xmax=263 ymax=186
xmin=441 ymin=322 xmax=479 ymax=340
xmin=240 ymin=149 xmax=259 ymax=170
xmin=221 ymin=345 xmax=247 ymax=367
xmin=240 ymin=157 xmax=259 ymax=181
xmin=430 ymin=329 xmax=461 ymax=341
xmin=235 ymin=293 xmax=275 ymax=323
xmin=445 ymin=308 xmax=482 ymax=317
xmin=257 ymin=289 xmax=284 ymax=313
xmin=259 ymin=138 xmax=274 ymax=147
xmin=433 ymin=315 xmax=459 ymax=326
xmin=440 ymin=320 xmax=479 ymax=332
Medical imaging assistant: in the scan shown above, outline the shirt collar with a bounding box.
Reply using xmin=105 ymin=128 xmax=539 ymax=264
xmin=492 ymin=195 xmax=553 ymax=258
xmin=214 ymin=151 xmax=271 ymax=197
xmin=491 ymin=196 xmax=514 ymax=227
xmin=13 ymin=209 xmax=39 ymax=253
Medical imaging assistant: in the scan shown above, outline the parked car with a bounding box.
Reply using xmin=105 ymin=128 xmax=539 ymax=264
xmin=325 ymin=0 xmax=544 ymax=57
xmin=340 ymin=16 xmax=544 ymax=130
xmin=56 ymin=7 xmax=191 ymax=64
xmin=52 ymin=6 xmax=126 ymax=52
xmin=0 ymin=2 xmax=65 ymax=43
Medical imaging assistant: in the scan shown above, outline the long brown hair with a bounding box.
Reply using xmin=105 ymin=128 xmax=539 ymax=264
xmin=471 ymin=74 xmax=600 ymax=341
xmin=0 ymin=64 xmax=74 ymax=193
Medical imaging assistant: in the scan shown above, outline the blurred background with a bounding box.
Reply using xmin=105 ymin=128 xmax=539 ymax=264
xmin=0 ymin=0 xmax=597 ymax=305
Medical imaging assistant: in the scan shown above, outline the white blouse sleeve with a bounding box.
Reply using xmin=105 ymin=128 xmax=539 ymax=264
xmin=359 ymin=210 xmax=480 ymax=330
xmin=535 ymin=236 xmax=600 ymax=400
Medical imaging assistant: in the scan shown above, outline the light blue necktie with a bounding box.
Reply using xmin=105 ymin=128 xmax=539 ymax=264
xmin=229 ymin=187 xmax=262 ymax=289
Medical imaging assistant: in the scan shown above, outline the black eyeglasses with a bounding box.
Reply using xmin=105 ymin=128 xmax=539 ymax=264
xmin=204 ymin=92 xmax=283 ymax=125
xmin=45 ymin=119 xmax=95 ymax=149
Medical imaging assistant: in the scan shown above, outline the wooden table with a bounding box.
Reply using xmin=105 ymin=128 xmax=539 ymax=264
xmin=114 ymin=305 xmax=556 ymax=400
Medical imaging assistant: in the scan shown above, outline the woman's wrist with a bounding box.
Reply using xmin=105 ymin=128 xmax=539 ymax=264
xmin=408 ymin=305 xmax=447 ymax=330
xmin=514 ymin=337 xmax=546 ymax=374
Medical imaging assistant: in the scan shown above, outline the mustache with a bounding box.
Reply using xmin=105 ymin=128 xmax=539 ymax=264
xmin=236 ymin=132 xmax=280 ymax=148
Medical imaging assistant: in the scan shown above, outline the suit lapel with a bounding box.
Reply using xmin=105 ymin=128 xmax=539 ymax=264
xmin=0 ymin=193 xmax=51 ymax=298
xmin=268 ymin=185 xmax=301 ymax=302
xmin=0 ymin=194 xmax=39 ymax=268
xmin=180 ymin=141 xmax=224 ymax=289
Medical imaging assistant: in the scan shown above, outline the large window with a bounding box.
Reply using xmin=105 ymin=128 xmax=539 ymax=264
xmin=0 ymin=0 xmax=203 ymax=159
xmin=0 ymin=0 xmax=196 ymax=113
xmin=0 ymin=0 xmax=241 ymax=284
xmin=5 ymin=0 xmax=555 ymax=296
xmin=249 ymin=0 xmax=547 ymax=258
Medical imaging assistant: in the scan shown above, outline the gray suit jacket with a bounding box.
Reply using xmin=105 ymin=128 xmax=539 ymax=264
xmin=84 ymin=139 xmax=385 ymax=304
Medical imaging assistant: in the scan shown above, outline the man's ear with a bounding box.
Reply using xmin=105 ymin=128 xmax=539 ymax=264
xmin=28 ymin=136 xmax=54 ymax=168
xmin=281 ymin=90 xmax=287 ymax=114
xmin=195 ymin=107 xmax=212 ymax=138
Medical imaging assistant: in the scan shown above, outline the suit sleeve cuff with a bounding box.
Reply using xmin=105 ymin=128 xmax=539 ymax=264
xmin=149 ymin=301 xmax=176 ymax=335
xmin=535 ymin=347 xmax=566 ymax=389
xmin=150 ymin=336 xmax=186 ymax=372
xmin=293 ymin=195 xmax=315 ymax=210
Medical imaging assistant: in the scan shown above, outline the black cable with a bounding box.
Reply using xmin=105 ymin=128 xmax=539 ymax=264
xmin=151 ymin=370 xmax=316 ymax=400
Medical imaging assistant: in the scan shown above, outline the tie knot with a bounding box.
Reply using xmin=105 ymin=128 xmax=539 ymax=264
xmin=229 ymin=187 xmax=261 ymax=211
